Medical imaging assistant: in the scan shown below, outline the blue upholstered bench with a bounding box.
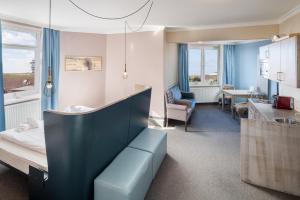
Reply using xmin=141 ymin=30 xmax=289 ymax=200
xmin=94 ymin=128 xmax=167 ymax=200
xmin=129 ymin=128 xmax=167 ymax=178
xmin=94 ymin=147 xmax=153 ymax=200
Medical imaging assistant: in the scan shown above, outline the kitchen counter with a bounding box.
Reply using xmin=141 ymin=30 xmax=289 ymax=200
xmin=241 ymin=99 xmax=300 ymax=196
xmin=248 ymin=98 xmax=299 ymax=122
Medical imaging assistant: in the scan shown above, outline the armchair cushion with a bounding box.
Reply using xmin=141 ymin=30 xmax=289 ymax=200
xmin=170 ymin=86 xmax=182 ymax=100
xmin=166 ymin=103 xmax=187 ymax=111
xmin=165 ymin=90 xmax=175 ymax=104
xmin=174 ymin=99 xmax=193 ymax=108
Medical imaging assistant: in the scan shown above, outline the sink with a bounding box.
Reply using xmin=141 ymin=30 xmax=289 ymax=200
xmin=251 ymin=98 xmax=271 ymax=104
xmin=273 ymin=118 xmax=300 ymax=125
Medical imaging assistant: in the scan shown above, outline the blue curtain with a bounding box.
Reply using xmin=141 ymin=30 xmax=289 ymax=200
xmin=178 ymin=43 xmax=190 ymax=92
xmin=223 ymin=45 xmax=236 ymax=86
xmin=0 ymin=22 xmax=5 ymax=131
xmin=42 ymin=28 xmax=60 ymax=111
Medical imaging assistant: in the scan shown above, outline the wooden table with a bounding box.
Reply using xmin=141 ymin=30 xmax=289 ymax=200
xmin=221 ymin=90 xmax=257 ymax=114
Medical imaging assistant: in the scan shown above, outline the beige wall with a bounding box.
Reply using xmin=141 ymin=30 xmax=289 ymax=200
xmin=279 ymin=12 xmax=300 ymax=111
xmin=164 ymin=43 xmax=178 ymax=89
xmin=58 ymin=31 xmax=106 ymax=110
xmin=279 ymin=12 xmax=300 ymax=34
xmin=56 ymin=12 xmax=300 ymax=113
xmin=166 ymin=24 xmax=279 ymax=43
xmin=105 ymin=31 xmax=165 ymax=118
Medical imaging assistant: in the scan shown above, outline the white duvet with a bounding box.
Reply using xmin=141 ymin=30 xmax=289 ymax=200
xmin=0 ymin=120 xmax=46 ymax=155
xmin=0 ymin=105 xmax=94 ymax=156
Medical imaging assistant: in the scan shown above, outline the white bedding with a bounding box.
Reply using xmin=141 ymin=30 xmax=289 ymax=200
xmin=0 ymin=120 xmax=46 ymax=155
xmin=0 ymin=138 xmax=48 ymax=174
xmin=0 ymin=105 xmax=94 ymax=174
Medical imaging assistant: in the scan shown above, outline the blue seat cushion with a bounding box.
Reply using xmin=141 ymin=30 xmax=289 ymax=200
xmin=129 ymin=128 xmax=167 ymax=178
xmin=94 ymin=147 xmax=152 ymax=200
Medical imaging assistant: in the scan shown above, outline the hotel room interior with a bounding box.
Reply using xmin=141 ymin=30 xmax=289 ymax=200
xmin=0 ymin=0 xmax=300 ymax=200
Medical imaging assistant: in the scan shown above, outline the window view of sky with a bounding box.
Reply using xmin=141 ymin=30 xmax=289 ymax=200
xmin=2 ymin=48 xmax=35 ymax=73
xmin=2 ymin=29 xmax=36 ymax=46
xmin=188 ymin=48 xmax=218 ymax=76
xmin=204 ymin=49 xmax=218 ymax=75
xmin=188 ymin=48 xmax=201 ymax=76
xmin=2 ymin=28 xmax=37 ymax=74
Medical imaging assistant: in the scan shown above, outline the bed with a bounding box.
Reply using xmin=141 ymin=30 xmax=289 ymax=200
xmin=0 ymin=87 xmax=152 ymax=200
xmin=0 ymin=120 xmax=47 ymax=174
xmin=0 ymin=105 xmax=95 ymax=175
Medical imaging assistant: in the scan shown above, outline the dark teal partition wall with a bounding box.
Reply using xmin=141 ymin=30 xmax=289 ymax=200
xmin=34 ymin=88 xmax=151 ymax=200
xmin=128 ymin=88 xmax=152 ymax=143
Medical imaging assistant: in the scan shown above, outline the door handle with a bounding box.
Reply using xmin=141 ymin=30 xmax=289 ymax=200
xmin=277 ymin=72 xmax=284 ymax=81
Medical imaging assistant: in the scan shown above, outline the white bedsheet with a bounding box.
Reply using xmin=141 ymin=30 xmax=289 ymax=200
xmin=0 ymin=120 xmax=46 ymax=155
xmin=0 ymin=138 xmax=47 ymax=174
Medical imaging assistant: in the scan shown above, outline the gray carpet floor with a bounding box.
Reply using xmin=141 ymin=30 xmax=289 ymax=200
xmin=145 ymin=104 xmax=300 ymax=200
xmin=0 ymin=104 xmax=299 ymax=200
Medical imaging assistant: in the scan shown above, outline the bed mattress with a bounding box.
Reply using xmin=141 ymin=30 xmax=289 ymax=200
xmin=0 ymin=106 xmax=94 ymax=174
xmin=0 ymin=139 xmax=47 ymax=174
xmin=0 ymin=120 xmax=46 ymax=155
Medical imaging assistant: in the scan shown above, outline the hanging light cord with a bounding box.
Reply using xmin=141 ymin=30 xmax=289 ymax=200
xmin=125 ymin=1 xmax=153 ymax=32
xmin=67 ymin=0 xmax=155 ymax=80
xmin=68 ymin=0 xmax=151 ymax=20
xmin=48 ymin=0 xmax=52 ymax=70
xmin=124 ymin=21 xmax=127 ymax=72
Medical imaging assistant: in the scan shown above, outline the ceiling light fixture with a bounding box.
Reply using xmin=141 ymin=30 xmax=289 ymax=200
xmin=272 ymin=34 xmax=289 ymax=42
xmin=68 ymin=0 xmax=154 ymax=79
xmin=123 ymin=21 xmax=128 ymax=79
xmin=44 ymin=0 xmax=53 ymax=97
xmin=122 ymin=2 xmax=153 ymax=79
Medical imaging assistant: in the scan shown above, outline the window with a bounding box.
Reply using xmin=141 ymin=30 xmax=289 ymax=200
xmin=188 ymin=48 xmax=202 ymax=82
xmin=1 ymin=22 xmax=41 ymax=99
xmin=188 ymin=45 xmax=220 ymax=85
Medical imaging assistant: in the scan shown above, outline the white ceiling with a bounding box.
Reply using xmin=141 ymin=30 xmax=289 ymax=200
xmin=0 ymin=0 xmax=300 ymax=33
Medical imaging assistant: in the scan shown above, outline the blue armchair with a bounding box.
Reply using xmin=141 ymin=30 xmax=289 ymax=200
xmin=165 ymin=86 xmax=196 ymax=131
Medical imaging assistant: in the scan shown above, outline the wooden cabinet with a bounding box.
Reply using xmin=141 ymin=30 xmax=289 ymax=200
xmin=248 ymin=104 xmax=255 ymax=119
xmin=280 ymin=37 xmax=298 ymax=87
xmin=241 ymin=119 xmax=300 ymax=197
xmin=259 ymin=36 xmax=300 ymax=88
xmin=280 ymin=38 xmax=289 ymax=82
xmin=268 ymin=42 xmax=281 ymax=81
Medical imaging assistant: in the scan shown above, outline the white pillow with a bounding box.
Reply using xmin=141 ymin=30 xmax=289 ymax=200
xmin=15 ymin=118 xmax=39 ymax=132
xmin=64 ymin=105 xmax=95 ymax=113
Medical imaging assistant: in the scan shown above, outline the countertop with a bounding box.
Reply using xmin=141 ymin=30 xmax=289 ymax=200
xmin=249 ymin=98 xmax=299 ymax=122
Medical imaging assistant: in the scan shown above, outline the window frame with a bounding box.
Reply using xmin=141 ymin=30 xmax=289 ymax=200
xmin=188 ymin=44 xmax=221 ymax=86
xmin=1 ymin=21 xmax=42 ymax=101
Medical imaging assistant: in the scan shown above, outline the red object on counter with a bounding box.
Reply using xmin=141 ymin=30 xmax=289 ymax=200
xmin=273 ymin=96 xmax=294 ymax=110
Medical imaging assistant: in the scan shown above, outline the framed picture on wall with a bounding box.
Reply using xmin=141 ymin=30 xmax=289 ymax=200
xmin=65 ymin=56 xmax=102 ymax=71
